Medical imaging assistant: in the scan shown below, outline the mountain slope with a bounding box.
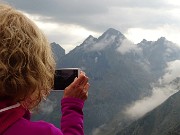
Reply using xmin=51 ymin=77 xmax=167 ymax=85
xmin=117 ymin=90 xmax=180 ymax=135
xmin=51 ymin=42 xmax=65 ymax=62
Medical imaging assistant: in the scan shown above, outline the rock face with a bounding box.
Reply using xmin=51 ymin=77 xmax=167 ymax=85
xmin=51 ymin=42 xmax=65 ymax=63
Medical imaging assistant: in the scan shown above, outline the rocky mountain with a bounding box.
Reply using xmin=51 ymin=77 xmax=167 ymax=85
xmin=32 ymin=28 xmax=180 ymax=135
xmin=138 ymin=37 xmax=180 ymax=79
xmin=51 ymin=42 xmax=65 ymax=62
xmin=56 ymin=28 xmax=154 ymax=134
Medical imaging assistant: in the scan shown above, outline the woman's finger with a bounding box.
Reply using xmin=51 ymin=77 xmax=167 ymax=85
xmin=71 ymin=74 xmax=88 ymax=88
xmin=84 ymin=83 xmax=90 ymax=92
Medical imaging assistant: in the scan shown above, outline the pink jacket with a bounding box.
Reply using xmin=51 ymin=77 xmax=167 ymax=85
xmin=0 ymin=98 xmax=84 ymax=135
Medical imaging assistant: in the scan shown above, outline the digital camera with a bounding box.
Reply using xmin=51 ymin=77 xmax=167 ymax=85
xmin=53 ymin=68 xmax=80 ymax=91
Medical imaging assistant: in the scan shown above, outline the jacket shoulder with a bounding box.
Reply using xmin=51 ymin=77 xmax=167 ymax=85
xmin=4 ymin=118 xmax=63 ymax=135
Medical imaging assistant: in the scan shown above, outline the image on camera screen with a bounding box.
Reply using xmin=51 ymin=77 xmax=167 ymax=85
xmin=53 ymin=69 xmax=79 ymax=90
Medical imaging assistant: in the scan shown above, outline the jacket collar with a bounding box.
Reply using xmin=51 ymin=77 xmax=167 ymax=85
xmin=0 ymin=103 xmax=21 ymax=112
xmin=0 ymin=99 xmax=30 ymax=134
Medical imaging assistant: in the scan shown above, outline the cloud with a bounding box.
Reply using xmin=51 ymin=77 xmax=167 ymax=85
xmin=125 ymin=25 xmax=180 ymax=45
xmin=116 ymin=39 xmax=142 ymax=54
xmin=39 ymin=98 xmax=57 ymax=114
xmin=92 ymin=124 xmax=106 ymax=135
xmin=124 ymin=60 xmax=180 ymax=119
xmin=160 ymin=60 xmax=180 ymax=84
xmin=124 ymin=86 xmax=178 ymax=119
xmin=23 ymin=12 xmax=100 ymax=53
xmin=3 ymin=0 xmax=180 ymax=32
xmin=88 ymin=34 xmax=118 ymax=51
xmin=2 ymin=0 xmax=180 ymax=52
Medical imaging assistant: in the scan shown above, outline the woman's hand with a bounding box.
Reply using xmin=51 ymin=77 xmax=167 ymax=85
xmin=63 ymin=72 xmax=90 ymax=101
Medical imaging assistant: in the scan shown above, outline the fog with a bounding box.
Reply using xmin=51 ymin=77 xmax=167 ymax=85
xmin=124 ymin=60 xmax=180 ymax=119
xmin=39 ymin=98 xmax=57 ymax=114
xmin=116 ymin=39 xmax=142 ymax=54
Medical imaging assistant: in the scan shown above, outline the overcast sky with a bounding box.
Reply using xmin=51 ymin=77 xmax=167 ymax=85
xmin=2 ymin=0 xmax=180 ymax=53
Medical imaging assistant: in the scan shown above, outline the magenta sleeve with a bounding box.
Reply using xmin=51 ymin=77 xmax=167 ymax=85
xmin=60 ymin=98 xmax=84 ymax=135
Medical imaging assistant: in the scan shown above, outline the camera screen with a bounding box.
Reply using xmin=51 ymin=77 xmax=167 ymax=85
xmin=53 ymin=69 xmax=79 ymax=90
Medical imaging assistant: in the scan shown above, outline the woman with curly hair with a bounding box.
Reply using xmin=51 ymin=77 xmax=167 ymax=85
xmin=0 ymin=3 xmax=90 ymax=135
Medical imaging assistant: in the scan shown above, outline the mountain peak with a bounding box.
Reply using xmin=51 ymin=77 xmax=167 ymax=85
xmin=104 ymin=28 xmax=124 ymax=36
xmin=85 ymin=35 xmax=96 ymax=41
xmin=81 ymin=35 xmax=97 ymax=47
xmin=156 ymin=37 xmax=167 ymax=45
xmin=141 ymin=39 xmax=148 ymax=43
xmin=51 ymin=42 xmax=65 ymax=61
xmin=98 ymin=28 xmax=126 ymax=42
xmin=158 ymin=37 xmax=166 ymax=41
xmin=156 ymin=37 xmax=167 ymax=44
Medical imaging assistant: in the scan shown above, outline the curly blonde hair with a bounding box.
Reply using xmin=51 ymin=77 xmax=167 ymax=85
xmin=0 ymin=4 xmax=56 ymax=109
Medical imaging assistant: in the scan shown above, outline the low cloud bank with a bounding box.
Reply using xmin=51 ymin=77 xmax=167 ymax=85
xmin=39 ymin=98 xmax=57 ymax=114
xmin=124 ymin=60 xmax=180 ymax=119
xmin=117 ymin=39 xmax=142 ymax=54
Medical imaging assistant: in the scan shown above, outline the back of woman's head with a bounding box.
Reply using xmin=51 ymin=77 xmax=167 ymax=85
xmin=0 ymin=4 xmax=55 ymax=109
